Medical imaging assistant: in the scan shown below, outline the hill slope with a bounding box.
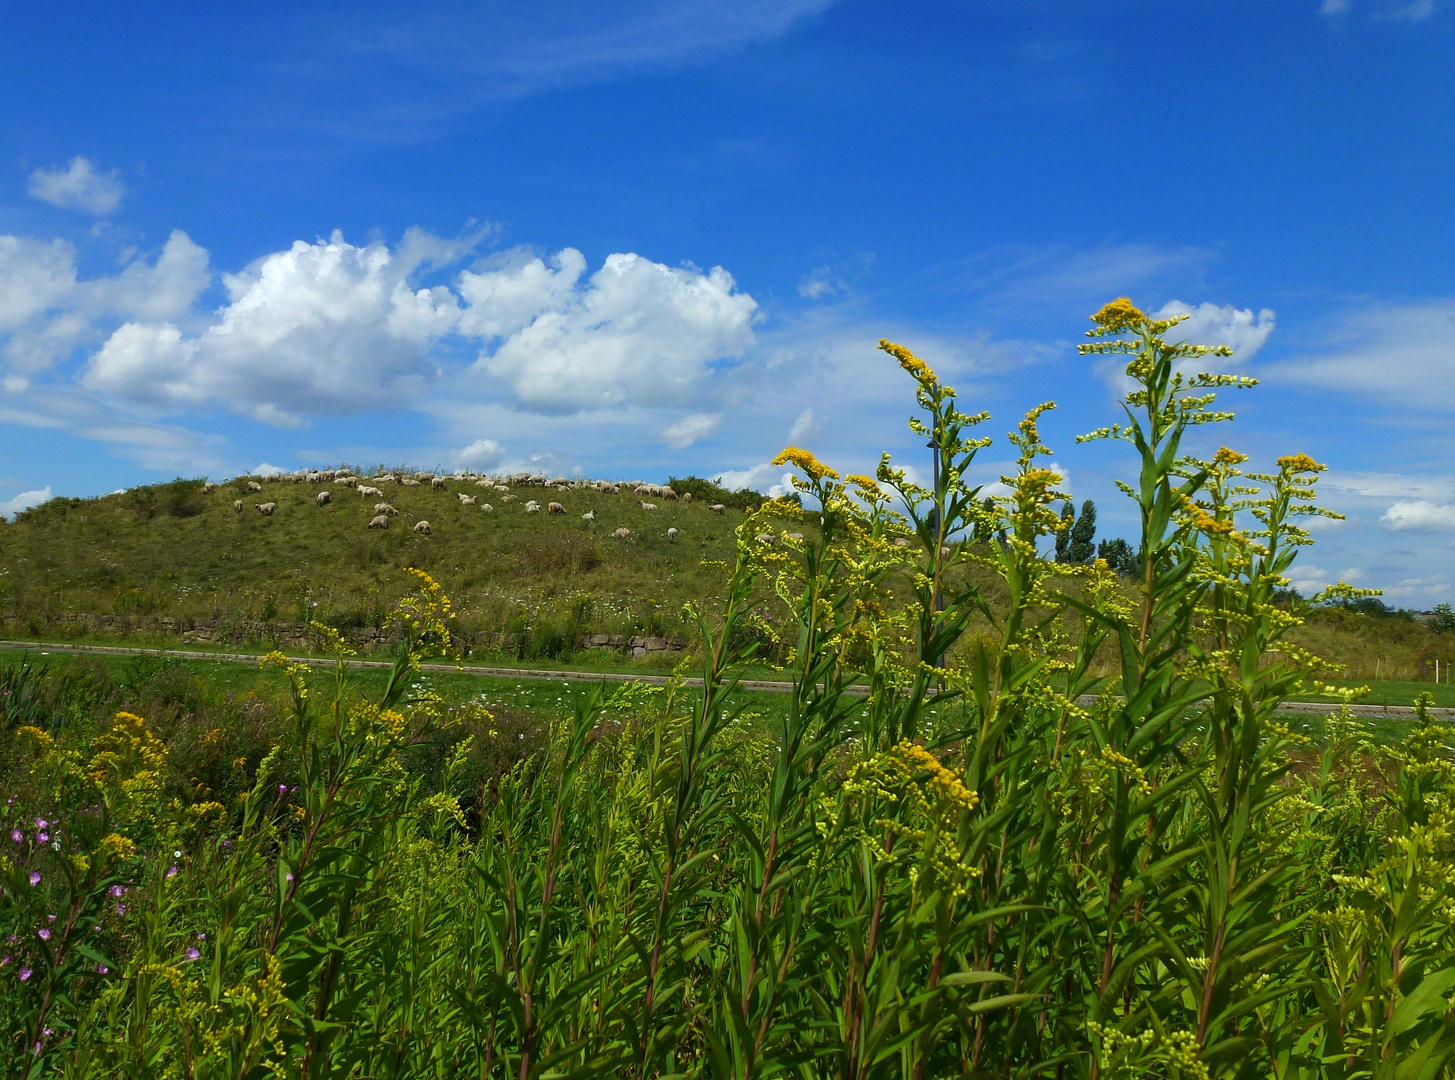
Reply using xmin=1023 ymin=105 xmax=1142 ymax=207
xmin=0 ymin=473 xmax=756 ymax=661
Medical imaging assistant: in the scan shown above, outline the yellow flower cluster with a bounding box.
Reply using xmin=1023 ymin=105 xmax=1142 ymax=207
xmin=772 ymin=446 xmax=840 ymax=481
xmin=1212 ymin=445 xmax=1248 ymax=466
xmin=878 ymin=338 xmax=938 ymax=384
xmin=893 ymin=740 xmax=980 ymax=812
xmin=1276 ymin=452 xmax=1325 ymax=474
xmin=1089 ymin=297 xmax=1146 ymax=334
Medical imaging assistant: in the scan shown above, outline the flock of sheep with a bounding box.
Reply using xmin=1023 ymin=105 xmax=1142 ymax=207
xmin=203 ymin=469 xmax=729 ymax=543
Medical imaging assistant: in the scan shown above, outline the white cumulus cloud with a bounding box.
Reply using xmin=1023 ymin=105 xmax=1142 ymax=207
xmin=476 ymin=253 xmax=757 ymax=412
xmin=252 ymin=462 xmax=288 ymax=477
xmin=1152 ymin=300 xmax=1276 ymax=360
xmin=661 ymin=412 xmax=720 ymax=448
xmin=455 ymin=437 xmax=505 ymax=468
xmin=86 ymin=231 xmax=461 ymax=425
xmin=713 ymin=463 xmax=796 ymax=497
xmin=1382 ymin=501 xmax=1455 ymax=530
xmin=0 ymin=486 xmax=53 ymax=520
xmin=27 ymin=157 xmax=124 ymax=215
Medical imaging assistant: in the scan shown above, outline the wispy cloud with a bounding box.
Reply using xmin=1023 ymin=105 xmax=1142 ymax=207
xmin=0 ymin=486 xmax=53 ymax=520
xmin=26 ymin=157 xmax=125 ymax=215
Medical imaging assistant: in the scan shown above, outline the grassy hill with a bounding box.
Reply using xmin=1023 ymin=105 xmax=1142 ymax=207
xmin=0 ymin=473 xmax=764 ymax=664
xmin=0 ymin=471 xmax=1451 ymax=695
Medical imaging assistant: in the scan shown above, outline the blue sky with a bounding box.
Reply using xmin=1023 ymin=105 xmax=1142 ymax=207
xmin=1 ymin=0 xmax=1452 ymax=603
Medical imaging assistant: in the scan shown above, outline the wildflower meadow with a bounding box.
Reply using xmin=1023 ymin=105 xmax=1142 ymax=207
xmin=4 ymin=300 xmax=1453 ymax=1078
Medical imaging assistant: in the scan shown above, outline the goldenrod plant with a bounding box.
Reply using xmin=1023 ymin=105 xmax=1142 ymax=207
xmin=3 ymin=300 xmax=1452 ymax=1079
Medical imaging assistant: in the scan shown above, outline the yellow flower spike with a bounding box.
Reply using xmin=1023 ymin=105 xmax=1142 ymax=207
xmin=878 ymin=339 xmax=939 ymax=384
xmin=772 ymin=446 xmax=840 ymax=481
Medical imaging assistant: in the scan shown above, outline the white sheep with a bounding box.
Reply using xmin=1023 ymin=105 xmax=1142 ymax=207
xmin=640 ymin=501 xmax=658 ymax=511
xmin=317 ymin=491 xmax=331 ymax=506
xmin=681 ymin=492 xmax=691 ymax=503
xmin=233 ymin=499 xmax=244 ymax=513
xmin=413 ymin=520 xmax=431 ymax=535
xmin=431 ymin=477 xmax=447 ymax=489
xmin=501 ymin=494 xmax=516 ymax=503
xmin=709 ymin=503 xmax=726 ymax=515
xmin=479 ymin=503 xmax=493 ymax=512
xmin=755 ymin=533 xmax=775 ymax=545
xmin=203 ymin=481 xmax=215 ymax=492
xmin=524 ymin=500 xmax=541 ymax=513
xmin=582 ymin=510 xmax=596 ymax=522
xmin=785 ymin=532 xmax=804 ymax=543
xmin=667 ymin=527 xmax=678 ymax=542
xmin=661 ymin=487 xmax=677 ymax=500
xmin=613 ymin=527 xmax=631 ymax=539
xmin=893 ymin=538 xmax=911 ymax=549
xmin=476 ymin=479 xmax=494 ymax=488
xmin=374 ymin=502 xmax=398 ymax=516
xmin=246 ymin=480 xmax=262 ymax=492
xmin=400 ymin=477 xmax=421 ymax=487
xmin=255 ymin=502 xmax=276 ymax=516
xmin=415 ymin=471 xmax=432 ymax=481
xmin=339 ymin=476 xmax=359 ymax=488
xmin=548 ymin=501 xmax=565 ymax=515
xmin=459 ymin=494 xmax=476 ymax=506
xmin=367 ymin=514 xmax=389 ymax=529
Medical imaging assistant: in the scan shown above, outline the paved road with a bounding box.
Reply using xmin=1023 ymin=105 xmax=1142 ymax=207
xmin=2 ymin=639 xmax=1450 ymax=721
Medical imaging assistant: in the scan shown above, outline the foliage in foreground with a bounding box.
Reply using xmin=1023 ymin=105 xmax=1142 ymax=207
xmin=5 ymin=300 xmax=1455 ymax=1079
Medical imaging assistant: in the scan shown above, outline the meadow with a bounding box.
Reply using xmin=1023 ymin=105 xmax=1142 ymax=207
xmin=4 ymin=302 xmax=1455 ymax=1078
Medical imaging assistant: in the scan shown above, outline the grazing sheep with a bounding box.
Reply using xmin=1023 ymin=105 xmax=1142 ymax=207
xmin=613 ymin=527 xmax=631 ymax=539
xmin=667 ymin=527 xmax=678 ymax=543
xmin=415 ymin=471 xmax=432 ymax=481
xmin=893 ymin=538 xmax=911 ymax=549
xmin=203 ymin=481 xmax=215 ymax=492
xmin=254 ymin=502 xmax=276 ymax=516
xmin=501 ymin=494 xmax=516 ymax=503
xmin=246 ymin=480 xmax=262 ymax=492
xmin=524 ymin=500 xmax=541 ymax=513
xmin=338 ymin=476 xmax=358 ymax=488
xmin=785 ymin=531 xmax=804 ymax=543
xmin=681 ymin=492 xmax=691 ymax=503
xmin=233 ymin=499 xmax=244 ymax=513
xmin=475 ymin=479 xmax=494 ymax=488
xmin=375 ymin=473 xmax=396 ymax=483
xmin=374 ymin=502 xmax=398 ymax=516
xmin=639 ymin=501 xmax=658 ymax=511
xmin=548 ymin=501 xmax=565 ymax=514
xmin=549 ymin=476 xmax=569 ymax=487
xmin=941 ymin=546 xmax=953 ymax=558
xmin=358 ymin=485 xmax=381 ymax=498
xmin=582 ymin=510 xmax=596 ymax=522
xmin=479 ymin=503 xmax=493 ymax=512
xmin=431 ymin=477 xmax=447 ymax=489
xmin=755 ymin=533 xmax=774 ymax=545
xmin=709 ymin=503 xmax=726 ymax=515
xmin=413 ymin=520 xmax=431 ymax=535
xmin=317 ymin=491 xmax=331 ymax=506
xmin=367 ymin=514 xmax=389 ymax=529
xmin=661 ymin=487 xmax=677 ymax=500
xmin=459 ymin=494 xmax=477 ymax=506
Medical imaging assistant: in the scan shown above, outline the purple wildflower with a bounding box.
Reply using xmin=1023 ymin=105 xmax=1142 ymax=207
xmin=115 ymin=903 xmax=126 ymax=917
xmin=18 ymin=967 xmax=31 ymax=981
xmin=93 ymin=964 xmax=109 ymax=974
xmin=285 ymin=873 xmax=294 ymax=883
xmin=197 ymin=931 xmax=206 ymax=940
xmin=28 ymin=871 xmax=39 ymax=886
xmin=37 ymin=929 xmax=50 ymax=941
xmin=278 ymin=784 xmax=287 ymax=794
xmin=0 ymin=956 xmax=9 ymax=966
xmin=185 ymin=947 xmax=200 ymax=961
xmin=34 ymin=818 xmax=47 ymax=829
xmin=10 ymin=829 xmax=21 ymax=843
xmin=109 ymin=885 xmax=125 ymax=898
xmin=166 ymin=866 xmax=178 ymax=879
xmin=35 ymin=832 xmax=47 ymax=843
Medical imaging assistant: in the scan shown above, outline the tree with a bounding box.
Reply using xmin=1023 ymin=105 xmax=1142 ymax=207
xmin=1431 ymin=602 xmax=1455 ymax=634
xmin=1068 ymin=498 xmax=1097 ymax=563
xmin=1096 ymin=536 xmax=1141 ymax=578
xmin=1054 ymin=502 xmax=1074 ymax=562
